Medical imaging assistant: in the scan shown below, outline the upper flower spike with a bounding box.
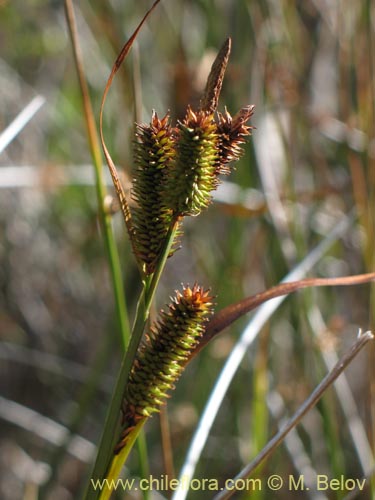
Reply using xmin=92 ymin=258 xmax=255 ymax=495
xmin=129 ymin=39 xmax=254 ymax=274
xmin=166 ymin=107 xmax=220 ymax=217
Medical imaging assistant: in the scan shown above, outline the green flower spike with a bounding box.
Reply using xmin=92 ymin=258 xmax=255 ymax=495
xmin=168 ymin=107 xmax=220 ymax=217
xmin=115 ymin=284 xmax=214 ymax=453
xmin=131 ymin=111 xmax=178 ymax=274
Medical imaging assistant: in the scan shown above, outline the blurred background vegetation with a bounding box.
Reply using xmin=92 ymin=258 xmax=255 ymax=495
xmin=1 ymin=0 xmax=375 ymax=499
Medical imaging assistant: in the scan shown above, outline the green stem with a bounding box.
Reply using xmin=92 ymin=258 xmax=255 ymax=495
xmin=98 ymin=419 xmax=147 ymax=500
xmin=64 ymin=0 xmax=130 ymax=350
xmin=85 ymin=219 xmax=179 ymax=500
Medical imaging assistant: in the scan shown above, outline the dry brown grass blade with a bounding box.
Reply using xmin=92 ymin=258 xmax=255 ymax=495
xmin=99 ymin=0 xmax=161 ymax=270
xmin=194 ymin=272 xmax=375 ymax=357
xmin=200 ymin=37 xmax=231 ymax=113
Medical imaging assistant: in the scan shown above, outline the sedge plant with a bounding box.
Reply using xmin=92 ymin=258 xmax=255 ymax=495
xmin=82 ymin=2 xmax=375 ymax=499
xmin=87 ymin=5 xmax=254 ymax=495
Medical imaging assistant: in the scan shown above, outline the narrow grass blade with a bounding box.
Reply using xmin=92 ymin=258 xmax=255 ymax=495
xmin=98 ymin=0 xmax=161 ymax=271
xmin=64 ymin=0 xmax=130 ymax=349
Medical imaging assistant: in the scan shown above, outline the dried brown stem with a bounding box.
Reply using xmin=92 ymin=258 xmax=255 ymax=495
xmin=99 ymin=0 xmax=161 ymax=272
xmin=194 ymin=272 xmax=375 ymax=357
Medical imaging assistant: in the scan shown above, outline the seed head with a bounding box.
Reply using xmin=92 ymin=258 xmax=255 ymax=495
xmin=131 ymin=111 xmax=178 ymax=274
xmin=167 ymin=107 xmax=220 ymax=216
xmin=115 ymin=284 xmax=214 ymax=452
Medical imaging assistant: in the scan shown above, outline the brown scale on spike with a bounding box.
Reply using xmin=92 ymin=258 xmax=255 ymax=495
xmin=216 ymin=105 xmax=255 ymax=175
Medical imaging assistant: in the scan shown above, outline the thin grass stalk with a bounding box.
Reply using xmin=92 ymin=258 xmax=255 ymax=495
xmin=363 ymin=7 xmax=375 ymax=496
xmin=86 ymin=5 xmax=168 ymax=493
xmin=98 ymin=0 xmax=161 ymax=275
xmin=39 ymin=2 xmax=133 ymax=496
xmin=85 ymin=220 xmax=179 ymax=500
xmin=64 ymin=1 xmax=153 ymax=496
xmin=64 ymin=0 xmax=130 ymax=349
xmin=337 ymin=3 xmax=375 ymax=491
xmin=214 ymin=330 xmax=374 ymax=500
xmin=350 ymin=5 xmax=375 ymax=495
